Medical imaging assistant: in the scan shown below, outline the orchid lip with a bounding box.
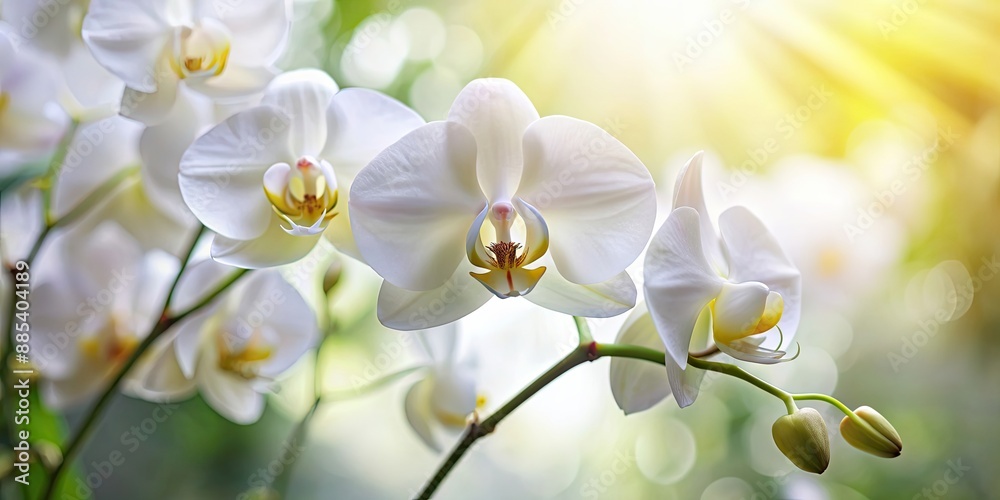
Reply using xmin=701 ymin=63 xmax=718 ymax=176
xmin=263 ymin=156 xmax=339 ymax=236
xmin=466 ymin=198 xmax=549 ymax=298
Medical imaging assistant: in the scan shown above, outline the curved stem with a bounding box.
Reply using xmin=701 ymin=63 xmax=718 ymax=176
xmin=688 ymin=356 xmax=797 ymax=413
xmin=414 ymin=341 xmax=816 ymax=499
xmin=51 ymin=166 xmax=141 ymax=230
xmin=39 ymin=120 xmax=80 ymax=225
xmin=573 ymin=316 xmax=593 ymax=344
xmin=792 ymin=393 xmax=871 ymax=430
xmin=41 ymin=256 xmax=248 ymax=500
xmin=415 ymin=343 xmax=595 ymax=499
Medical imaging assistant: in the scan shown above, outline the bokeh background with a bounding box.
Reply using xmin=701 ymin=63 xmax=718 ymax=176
xmin=6 ymin=0 xmax=1000 ymax=498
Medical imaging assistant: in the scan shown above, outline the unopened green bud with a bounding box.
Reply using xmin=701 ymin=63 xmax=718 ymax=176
xmin=772 ymin=408 xmax=831 ymax=474
xmin=840 ymin=406 xmax=902 ymax=458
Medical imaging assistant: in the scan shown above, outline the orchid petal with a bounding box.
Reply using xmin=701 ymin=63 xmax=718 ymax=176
xmin=350 ymin=121 xmax=486 ymax=291
xmin=377 ymin=262 xmax=493 ymax=331
xmin=610 ymin=304 xmax=670 ymax=414
xmin=120 ymin=70 xmax=179 ymax=126
xmin=666 ymin=355 xmax=706 ymax=408
xmin=517 ymin=116 xmax=656 ymax=285
xmin=404 ymin=378 xmax=439 ymax=451
xmin=321 ymin=87 xmax=426 ymax=179
xmin=81 ymin=0 xmax=171 ymax=92
xmin=524 ymin=261 xmax=636 ymax=318
xmin=200 ymin=0 xmax=290 ymax=66
xmin=643 ymin=207 xmax=725 ymax=369
xmin=672 ymin=151 xmax=726 ymax=274
xmin=447 ymin=78 xmax=538 ymax=202
xmin=179 ymin=106 xmax=292 ymax=240
xmin=717 ymin=206 xmax=802 ymax=346
xmin=259 ymin=69 xmax=338 ymax=157
xmin=210 ymin=212 xmax=323 ymax=268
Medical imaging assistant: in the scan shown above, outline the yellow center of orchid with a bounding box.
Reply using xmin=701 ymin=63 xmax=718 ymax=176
xmin=78 ymin=316 xmax=139 ymax=365
xmin=217 ymin=330 xmax=273 ymax=380
xmin=468 ymin=201 xmax=548 ymax=298
xmin=263 ymin=156 xmax=339 ymax=235
xmin=0 ymin=92 xmax=9 ymax=116
xmin=169 ymin=23 xmax=231 ymax=79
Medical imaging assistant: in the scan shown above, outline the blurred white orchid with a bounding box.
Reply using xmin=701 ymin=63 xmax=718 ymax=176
xmin=350 ymin=78 xmax=656 ymax=330
xmin=130 ymin=265 xmax=319 ymax=424
xmin=404 ymin=324 xmax=483 ymax=451
xmin=1 ymin=115 xmax=192 ymax=260
xmin=2 ymin=0 xmax=124 ymax=119
xmin=611 ymin=152 xmax=801 ymax=411
xmin=81 ymin=0 xmax=291 ymax=124
xmin=0 ymin=29 xmax=68 ymax=179
xmin=29 ymin=222 xmax=178 ymax=409
xmin=178 ymin=69 xmax=424 ymax=268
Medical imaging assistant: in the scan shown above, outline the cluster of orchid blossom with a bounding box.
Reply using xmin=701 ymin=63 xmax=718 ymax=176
xmin=0 ymin=0 xmax=901 ymax=497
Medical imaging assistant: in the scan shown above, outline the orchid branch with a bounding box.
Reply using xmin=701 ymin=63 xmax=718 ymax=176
xmin=415 ymin=340 xmax=860 ymax=499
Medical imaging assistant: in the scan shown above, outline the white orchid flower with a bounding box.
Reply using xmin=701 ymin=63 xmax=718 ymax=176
xmin=350 ymin=78 xmax=656 ymax=330
xmin=178 ymin=69 xmax=424 ymax=268
xmin=81 ymin=0 xmax=291 ymax=124
xmin=29 ymin=222 xmax=178 ymax=409
xmin=2 ymin=0 xmax=124 ymax=119
xmin=404 ymin=324 xmax=483 ymax=451
xmin=0 ymin=29 xmax=68 ymax=178
xmin=611 ymin=152 xmax=801 ymax=412
xmin=129 ymin=264 xmax=320 ymax=424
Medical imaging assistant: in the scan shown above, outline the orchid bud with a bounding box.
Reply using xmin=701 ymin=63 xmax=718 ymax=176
xmin=839 ymin=406 xmax=902 ymax=458
xmin=771 ymin=408 xmax=831 ymax=474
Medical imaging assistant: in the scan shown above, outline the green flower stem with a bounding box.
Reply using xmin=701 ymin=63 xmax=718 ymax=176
xmin=39 ymin=120 xmax=80 ymax=225
xmin=573 ymin=316 xmax=593 ymax=344
xmin=415 ymin=341 xmax=827 ymax=499
xmin=791 ymin=393 xmax=873 ymax=433
xmin=686 ymin=356 xmax=798 ymax=414
xmin=41 ymin=241 xmax=249 ymax=500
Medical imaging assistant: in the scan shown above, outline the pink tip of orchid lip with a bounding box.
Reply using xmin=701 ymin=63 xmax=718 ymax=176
xmin=296 ymin=157 xmax=315 ymax=169
xmin=491 ymin=201 xmax=514 ymax=221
